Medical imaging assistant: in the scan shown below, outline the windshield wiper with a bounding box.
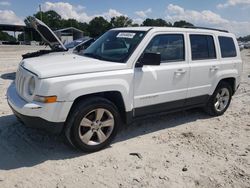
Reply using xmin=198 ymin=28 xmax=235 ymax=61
xmin=22 ymin=48 xmax=67 ymax=59
xmin=84 ymin=53 xmax=97 ymax=58
xmin=83 ymin=53 xmax=106 ymax=61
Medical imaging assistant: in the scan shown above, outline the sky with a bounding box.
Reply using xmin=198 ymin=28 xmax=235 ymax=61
xmin=0 ymin=0 xmax=250 ymax=37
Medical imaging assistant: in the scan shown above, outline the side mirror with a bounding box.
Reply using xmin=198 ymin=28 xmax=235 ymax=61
xmin=139 ymin=52 xmax=161 ymax=66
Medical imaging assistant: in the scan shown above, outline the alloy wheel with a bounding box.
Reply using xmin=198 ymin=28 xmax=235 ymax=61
xmin=78 ymin=108 xmax=114 ymax=146
xmin=214 ymin=88 xmax=230 ymax=112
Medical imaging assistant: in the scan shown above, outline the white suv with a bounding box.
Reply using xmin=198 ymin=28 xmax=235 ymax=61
xmin=7 ymin=18 xmax=242 ymax=152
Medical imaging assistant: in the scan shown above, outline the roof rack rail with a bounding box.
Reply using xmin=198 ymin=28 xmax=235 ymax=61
xmin=183 ymin=26 xmax=229 ymax=33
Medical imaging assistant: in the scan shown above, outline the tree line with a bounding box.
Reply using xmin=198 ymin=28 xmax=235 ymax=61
xmin=238 ymin=35 xmax=250 ymax=42
xmin=17 ymin=10 xmax=194 ymax=41
xmin=6 ymin=9 xmax=236 ymax=42
xmin=1 ymin=10 xmax=250 ymax=42
xmin=32 ymin=10 xmax=194 ymax=37
xmin=0 ymin=31 xmax=17 ymax=42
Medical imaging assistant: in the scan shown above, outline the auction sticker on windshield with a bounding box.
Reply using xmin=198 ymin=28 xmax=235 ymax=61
xmin=117 ymin=32 xmax=136 ymax=39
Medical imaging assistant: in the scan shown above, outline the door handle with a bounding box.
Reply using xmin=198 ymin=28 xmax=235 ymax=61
xmin=175 ymin=69 xmax=186 ymax=75
xmin=210 ymin=66 xmax=219 ymax=72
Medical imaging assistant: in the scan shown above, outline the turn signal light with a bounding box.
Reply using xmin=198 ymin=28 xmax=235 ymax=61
xmin=34 ymin=95 xmax=57 ymax=103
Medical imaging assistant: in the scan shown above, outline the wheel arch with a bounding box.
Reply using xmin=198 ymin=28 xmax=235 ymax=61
xmin=217 ymin=77 xmax=236 ymax=95
xmin=67 ymin=91 xmax=128 ymax=124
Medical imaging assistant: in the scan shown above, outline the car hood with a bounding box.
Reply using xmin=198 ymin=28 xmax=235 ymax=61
xmin=21 ymin=54 xmax=128 ymax=79
xmin=28 ymin=17 xmax=67 ymax=50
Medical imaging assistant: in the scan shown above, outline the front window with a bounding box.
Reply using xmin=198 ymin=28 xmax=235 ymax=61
xmin=83 ymin=30 xmax=146 ymax=63
xmin=143 ymin=34 xmax=185 ymax=62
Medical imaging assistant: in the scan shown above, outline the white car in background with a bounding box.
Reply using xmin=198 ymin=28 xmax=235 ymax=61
xmin=22 ymin=17 xmax=94 ymax=58
xmin=238 ymin=42 xmax=244 ymax=51
xmin=64 ymin=37 xmax=95 ymax=54
xmin=244 ymin=42 xmax=250 ymax=49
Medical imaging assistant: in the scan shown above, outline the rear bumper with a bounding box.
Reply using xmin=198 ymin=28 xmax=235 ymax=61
xmin=233 ymin=75 xmax=241 ymax=95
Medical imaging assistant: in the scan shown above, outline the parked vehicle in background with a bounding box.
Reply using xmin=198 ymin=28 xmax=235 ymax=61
xmin=244 ymin=42 xmax=250 ymax=49
xmin=238 ymin=42 xmax=245 ymax=51
xmin=22 ymin=17 xmax=94 ymax=59
xmin=72 ymin=38 xmax=95 ymax=54
xmin=7 ymin=20 xmax=242 ymax=152
xmin=64 ymin=37 xmax=91 ymax=49
xmin=64 ymin=37 xmax=95 ymax=53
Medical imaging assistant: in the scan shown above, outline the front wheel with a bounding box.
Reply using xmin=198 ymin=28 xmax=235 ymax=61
xmin=205 ymin=82 xmax=232 ymax=116
xmin=65 ymin=97 xmax=121 ymax=152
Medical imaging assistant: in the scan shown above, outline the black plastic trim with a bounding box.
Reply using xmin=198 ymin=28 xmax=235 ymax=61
xmin=10 ymin=106 xmax=64 ymax=134
xmin=125 ymin=95 xmax=209 ymax=123
xmin=22 ymin=48 xmax=67 ymax=59
xmin=185 ymin=95 xmax=209 ymax=106
xmin=134 ymin=98 xmax=185 ymax=117
xmin=184 ymin=26 xmax=228 ymax=33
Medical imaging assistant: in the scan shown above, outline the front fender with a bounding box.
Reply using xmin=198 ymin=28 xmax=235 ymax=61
xmin=38 ymin=70 xmax=134 ymax=112
xmin=63 ymin=78 xmax=132 ymax=111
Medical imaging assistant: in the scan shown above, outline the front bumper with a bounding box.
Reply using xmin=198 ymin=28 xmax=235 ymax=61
xmin=10 ymin=106 xmax=64 ymax=134
xmin=7 ymin=83 xmax=70 ymax=134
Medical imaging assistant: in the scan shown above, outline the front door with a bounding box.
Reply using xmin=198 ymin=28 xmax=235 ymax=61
xmin=133 ymin=33 xmax=189 ymax=117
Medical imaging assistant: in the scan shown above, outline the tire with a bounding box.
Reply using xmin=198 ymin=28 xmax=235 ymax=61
xmin=205 ymin=82 xmax=232 ymax=116
xmin=64 ymin=97 xmax=121 ymax=152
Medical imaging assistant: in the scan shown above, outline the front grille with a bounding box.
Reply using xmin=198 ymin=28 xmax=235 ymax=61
xmin=15 ymin=67 xmax=27 ymax=99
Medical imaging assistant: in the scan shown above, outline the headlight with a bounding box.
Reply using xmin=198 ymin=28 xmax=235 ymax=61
xmin=28 ymin=77 xmax=35 ymax=95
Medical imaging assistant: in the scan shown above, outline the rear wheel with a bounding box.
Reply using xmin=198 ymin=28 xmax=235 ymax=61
xmin=64 ymin=97 xmax=121 ymax=152
xmin=205 ymin=82 xmax=232 ymax=116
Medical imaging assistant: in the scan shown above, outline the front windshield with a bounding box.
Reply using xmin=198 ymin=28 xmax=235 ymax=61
xmin=83 ymin=30 xmax=146 ymax=63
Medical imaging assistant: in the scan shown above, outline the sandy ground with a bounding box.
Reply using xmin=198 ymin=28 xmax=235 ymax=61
xmin=0 ymin=45 xmax=249 ymax=188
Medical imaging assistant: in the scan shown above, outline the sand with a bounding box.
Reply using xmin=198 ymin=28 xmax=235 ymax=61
xmin=0 ymin=45 xmax=249 ymax=188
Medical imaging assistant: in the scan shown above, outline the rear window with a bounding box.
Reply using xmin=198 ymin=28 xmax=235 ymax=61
xmin=218 ymin=36 xmax=237 ymax=58
xmin=190 ymin=35 xmax=216 ymax=60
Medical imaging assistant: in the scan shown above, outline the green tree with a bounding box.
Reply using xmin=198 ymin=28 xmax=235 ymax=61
xmin=32 ymin=10 xmax=62 ymax=29
xmin=61 ymin=19 xmax=89 ymax=35
xmin=61 ymin=18 xmax=80 ymax=28
xmin=142 ymin=18 xmax=172 ymax=27
xmin=131 ymin=23 xmax=140 ymax=27
xmin=78 ymin=22 xmax=89 ymax=36
xmin=0 ymin=31 xmax=16 ymax=41
xmin=87 ymin=17 xmax=111 ymax=37
xmin=110 ymin=16 xmax=133 ymax=28
xmin=173 ymin=20 xmax=194 ymax=27
xmin=238 ymin=35 xmax=250 ymax=42
xmin=24 ymin=16 xmax=33 ymax=26
xmin=17 ymin=31 xmax=41 ymax=41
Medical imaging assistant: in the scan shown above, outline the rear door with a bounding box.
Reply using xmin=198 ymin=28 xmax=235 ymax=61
xmin=187 ymin=33 xmax=220 ymax=105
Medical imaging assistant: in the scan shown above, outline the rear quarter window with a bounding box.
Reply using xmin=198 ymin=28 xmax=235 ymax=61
xmin=218 ymin=36 xmax=237 ymax=58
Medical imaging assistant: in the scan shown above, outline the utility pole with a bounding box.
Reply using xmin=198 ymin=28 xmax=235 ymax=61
xmin=39 ymin=4 xmax=42 ymax=21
